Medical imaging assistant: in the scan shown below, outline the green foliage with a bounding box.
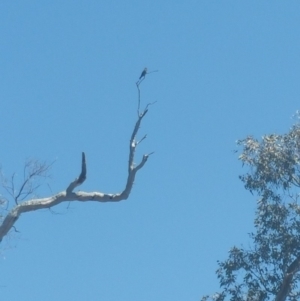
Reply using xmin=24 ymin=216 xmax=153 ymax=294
xmin=203 ymin=113 xmax=300 ymax=301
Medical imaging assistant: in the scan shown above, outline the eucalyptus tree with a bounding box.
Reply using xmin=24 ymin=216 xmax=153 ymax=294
xmin=203 ymin=113 xmax=300 ymax=301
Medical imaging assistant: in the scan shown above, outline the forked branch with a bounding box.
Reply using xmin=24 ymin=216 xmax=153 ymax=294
xmin=0 ymin=160 xmax=52 ymax=205
xmin=0 ymin=108 xmax=153 ymax=243
xmin=136 ymin=67 xmax=158 ymax=115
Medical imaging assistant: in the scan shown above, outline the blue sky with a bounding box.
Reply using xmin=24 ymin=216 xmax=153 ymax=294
xmin=1 ymin=1 xmax=300 ymax=300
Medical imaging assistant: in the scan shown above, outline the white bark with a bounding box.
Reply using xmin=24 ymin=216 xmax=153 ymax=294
xmin=0 ymin=108 xmax=152 ymax=242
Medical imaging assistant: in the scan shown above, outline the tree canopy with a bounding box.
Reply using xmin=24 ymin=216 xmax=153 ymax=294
xmin=203 ymin=112 xmax=300 ymax=301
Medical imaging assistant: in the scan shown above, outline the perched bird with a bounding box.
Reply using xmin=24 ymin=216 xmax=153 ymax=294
xmin=139 ymin=68 xmax=147 ymax=79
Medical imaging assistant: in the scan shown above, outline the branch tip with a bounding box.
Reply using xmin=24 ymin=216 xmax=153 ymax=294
xmin=78 ymin=152 xmax=87 ymax=184
xmin=66 ymin=152 xmax=87 ymax=193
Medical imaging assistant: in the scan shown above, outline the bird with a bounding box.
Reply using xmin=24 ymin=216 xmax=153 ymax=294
xmin=139 ymin=68 xmax=147 ymax=79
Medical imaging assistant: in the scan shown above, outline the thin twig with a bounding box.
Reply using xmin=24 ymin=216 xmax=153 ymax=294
xmin=136 ymin=82 xmax=141 ymax=115
xmin=135 ymin=68 xmax=158 ymax=115
xmin=147 ymin=70 xmax=158 ymax=74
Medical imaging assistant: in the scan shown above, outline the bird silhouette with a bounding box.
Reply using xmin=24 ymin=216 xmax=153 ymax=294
xmin=139 ymin=68 xmax=147 ymax=79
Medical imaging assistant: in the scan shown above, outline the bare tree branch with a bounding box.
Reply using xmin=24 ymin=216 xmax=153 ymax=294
xmin=66 ymin=152 xmax=87 ymax=193
xmin=136 ymin=80 xmax=142 ymax=115
xmin=135 ymin=67 xmax=158 ymax=115
xmin=0 ymin=160 xmax=52 ymax=205
xmin=0 ymin=108 xmax=152 ymax=243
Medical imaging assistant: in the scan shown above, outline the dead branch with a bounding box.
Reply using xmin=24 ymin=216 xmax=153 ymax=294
xmin=136 ymin=68 xmax=158 ymax=115
xmin=0 ymin=108 xmax=153 ymax=243
xmin=0 ymin=160 xmax=52 ymax=205
xmin=66 ymin=152 xmax=87 ymax=193
xmin=136 ymin=81 xmax=142 ymax=115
